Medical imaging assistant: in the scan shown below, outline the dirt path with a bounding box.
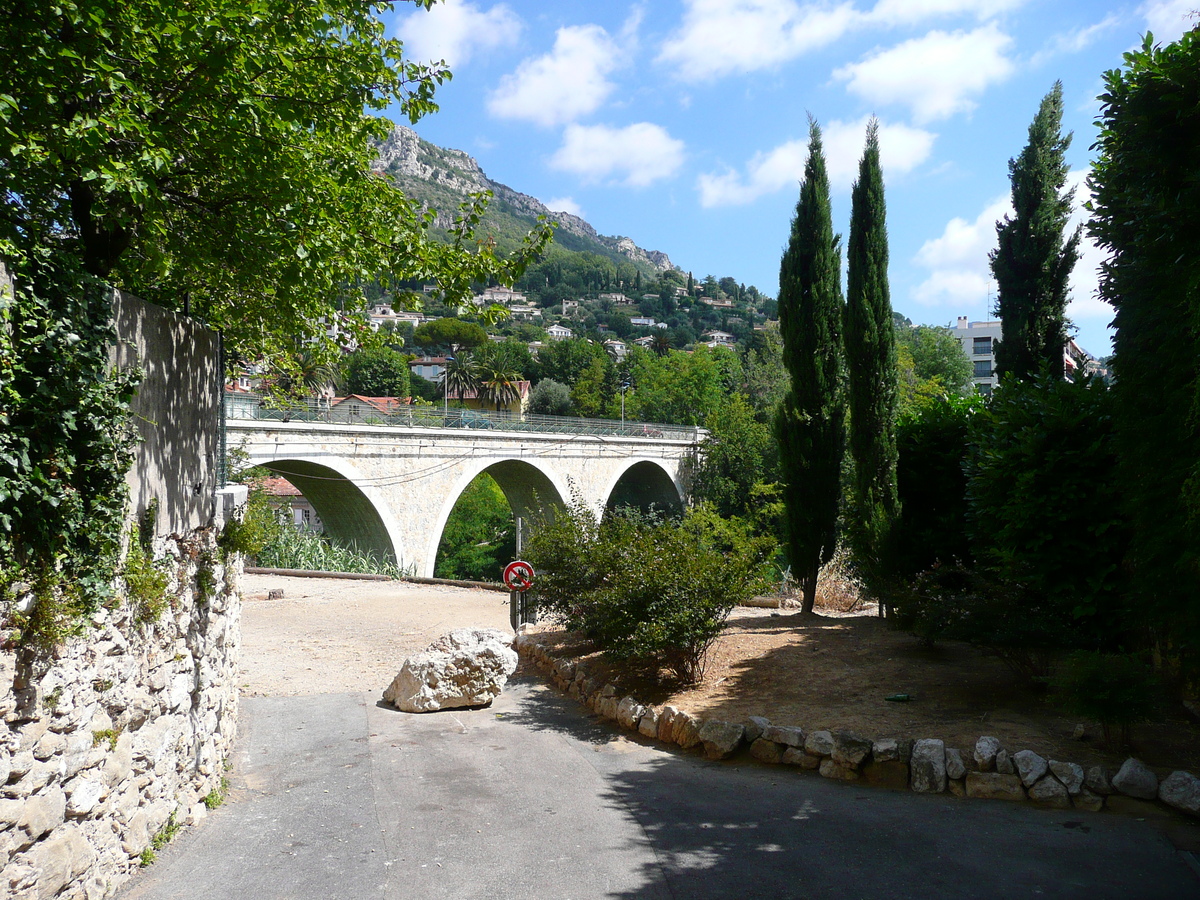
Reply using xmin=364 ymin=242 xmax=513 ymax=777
xmin=238 ymin=574 xmax=511 ymax=697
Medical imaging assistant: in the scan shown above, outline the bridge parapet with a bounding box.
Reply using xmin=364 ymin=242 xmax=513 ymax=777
xmin=225 ymin=393 xmax=703 ymax=442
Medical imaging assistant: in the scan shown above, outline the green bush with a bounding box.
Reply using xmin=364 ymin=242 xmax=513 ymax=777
xmin=434 ymin=473 xmax=515 ymax=581
xmin=526 ymin=502 xmax=772 ymax=684
xmin=883 ymin=393 xmax=982 ymax=593
xmin=965 ymin=375 xmax=1130 ymax=629
xmin=1051 ymin=651 xmax=1159 ymax=748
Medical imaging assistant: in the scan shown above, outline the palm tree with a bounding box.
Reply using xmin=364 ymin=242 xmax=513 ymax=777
xmin=442 ymin=352 xmax=480 ymax=411
xmin=650 ymin=332 xmax=671 ymax=357
xmin=477 ymin=360 xmax=522 ymax=413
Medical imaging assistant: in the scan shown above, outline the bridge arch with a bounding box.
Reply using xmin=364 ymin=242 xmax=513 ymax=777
xmin=256 ymin=457 xmax=406 ymax=568
xmin=603 ymin=459 xmax=685 ymax=517
xmin=425 ymin=458 xmax=571 ymax=578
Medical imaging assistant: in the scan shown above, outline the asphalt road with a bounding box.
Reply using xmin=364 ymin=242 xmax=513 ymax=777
xmin=118 ymin=677 xmax=1199 ymax=900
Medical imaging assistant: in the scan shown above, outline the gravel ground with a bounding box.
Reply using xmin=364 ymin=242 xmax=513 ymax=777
xmin=238 ymin=573 xmax=512 ymax=697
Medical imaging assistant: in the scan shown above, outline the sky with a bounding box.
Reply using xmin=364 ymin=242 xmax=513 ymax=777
xmin=388 ymin=0 xmax=1198 ymax=357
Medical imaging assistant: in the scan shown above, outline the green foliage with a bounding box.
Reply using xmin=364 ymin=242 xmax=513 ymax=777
xmin=1091 ymin=27 xmax=1200 ymax=671
xmin=202 ymin=777 xmax=230 ymax=810
xmin=0 ymin=261 xmax=140 ymax=649
xmin=344 ymin=347 xmax=411 ymax=398
xmin=526 ymin=502 xmax=772 ymax=684
xmin=625 ymin=345 xmax=737 ymax=426
xmin=691 ymin=395 xmax=776 ymax=520
xmin=895 ymin=325 xmax=973 ymax=413
xmin=123 ymin=526 xmax=170 ymax=625
xmin=434 ymin=474 xmax=515 ymax=582
xmin=991 ymin=81 xmax=1081 ymax=381
xmin=255 ymin=521 xmax=403 ymax=577
xmin=844 ymin=118 xmax=899 ymax=590
xmin=739 ymin=324 xmax=788 ymax=423
xmin=965 ymin=376 xmax=1130 ymax=630
xmin=885 ymin=393 xmax=983 ymax=586
xmin=528 ymin=379 xmax=572 ymax=416
xmin=1051 ymin=651 xmax=1159 ymax=747
xmin=413 ymin=318 xmax=489 ymax=353
xmin=0 ymin=0 xmax=551 ymax=366
xmin=92 ymin=728 xmax=121 ymax=750
xmin=775 ymin=119 xmax=846 ymax=613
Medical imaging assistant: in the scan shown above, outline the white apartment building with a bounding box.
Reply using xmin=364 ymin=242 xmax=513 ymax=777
xmin=949 ymin=317 xmax=1002 ymax=395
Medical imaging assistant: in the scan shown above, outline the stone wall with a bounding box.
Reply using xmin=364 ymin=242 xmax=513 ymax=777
xmin=0 ymin=523 xmax=242 ymax=899
xmin=516 ymin=635 xmax=1200 ymax=823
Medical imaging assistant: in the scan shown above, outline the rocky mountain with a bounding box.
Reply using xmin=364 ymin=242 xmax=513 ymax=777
xmin=373 ymin=126 xmax=675 ymax=275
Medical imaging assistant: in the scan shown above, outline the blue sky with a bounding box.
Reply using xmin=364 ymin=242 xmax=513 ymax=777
xmin=388 ymin=0 xmax=1197 ymax=357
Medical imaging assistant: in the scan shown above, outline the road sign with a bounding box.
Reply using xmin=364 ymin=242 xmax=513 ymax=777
xmin=503 ymin=560 xmax=535 ymax=592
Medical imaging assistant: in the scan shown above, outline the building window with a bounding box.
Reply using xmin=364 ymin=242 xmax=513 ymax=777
xmin=973 ymin=337 xmax=992 ymax=355
xmin=973 ymin=360 xmax=993 ymax=378
xmin=978 ymin=383 xmax=993 ymax=397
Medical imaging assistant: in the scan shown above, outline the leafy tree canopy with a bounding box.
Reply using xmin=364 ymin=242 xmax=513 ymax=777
xmin=413 ymin=317 xmax=489 ymax=352
xmin=344 ymin=346 xmax=411 ymax=398
xmin=0 ymin=0 xmax=551 ymax=365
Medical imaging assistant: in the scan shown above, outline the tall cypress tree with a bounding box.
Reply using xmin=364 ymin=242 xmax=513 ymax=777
xmin=990 ymin=81 xmax=1082 ymax=381
xmin=775 ymin=119 xmax=845 ymax=614
xmin=844 ymin=118 xmax=899 ymax=596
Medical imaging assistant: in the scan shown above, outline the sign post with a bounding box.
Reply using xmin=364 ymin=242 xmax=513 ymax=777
xmin=503 ymin=559 xmax=537 ymax=629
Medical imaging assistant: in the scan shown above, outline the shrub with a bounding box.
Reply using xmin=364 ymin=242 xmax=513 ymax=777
xmin=965 ymin=375 xmax=1130 ymax=632
xmin=882 ymin=393 xmax=982 ymax=601
xmin=526 ymin=502 xmax=772 ymax=684
xmin=1051 ymin=651 xmax=1159 ymax=748
xmin=528 ymin=378 xmax=572 ymax=416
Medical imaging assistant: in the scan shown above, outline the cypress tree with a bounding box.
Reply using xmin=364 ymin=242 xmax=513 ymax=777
xmin=1091 ymin=30 xmax=1200 ymax=666
xmin=844 ymin=118 xmax=899 ymax=599
xmin=775 ymin=119 xmax=845 ymax=614
xmin=990 ymin=81 xmax=1081 ymax=381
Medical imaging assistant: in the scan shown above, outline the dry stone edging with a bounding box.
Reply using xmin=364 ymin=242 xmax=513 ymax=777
xmin=514 ymin=634 xmax=1200 ymax=823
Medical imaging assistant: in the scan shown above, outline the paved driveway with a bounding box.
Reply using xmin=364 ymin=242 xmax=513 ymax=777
xmin=119 ymin=677 xmax=1197 ymax=900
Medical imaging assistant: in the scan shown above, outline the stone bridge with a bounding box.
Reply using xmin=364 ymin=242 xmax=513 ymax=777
xmin=226 ymin=419 xmax=702 ymax=577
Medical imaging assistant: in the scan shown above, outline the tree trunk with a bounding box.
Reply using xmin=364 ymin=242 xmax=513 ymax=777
xmin=800 ymin=568 xmax=818 ymax=615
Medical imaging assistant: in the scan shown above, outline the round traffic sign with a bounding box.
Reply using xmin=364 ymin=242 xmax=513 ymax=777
xmin=503 ymin=560 xmax=535 ymax=591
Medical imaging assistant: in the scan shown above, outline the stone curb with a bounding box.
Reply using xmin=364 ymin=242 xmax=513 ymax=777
xmin=514 ymin=634 xmax=1200 ymax=821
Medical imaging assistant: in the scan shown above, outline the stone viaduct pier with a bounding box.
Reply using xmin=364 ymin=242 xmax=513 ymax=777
xmin=226 ymin=413 xmax=702 ymax=577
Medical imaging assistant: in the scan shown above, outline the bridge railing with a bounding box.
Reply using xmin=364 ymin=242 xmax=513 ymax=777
xmin=224 ymin=393 xmax=702 ymax=442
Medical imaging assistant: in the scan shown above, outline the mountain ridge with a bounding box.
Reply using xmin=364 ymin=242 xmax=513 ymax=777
xmin=373 ymin=125 xmax=676 ymax=275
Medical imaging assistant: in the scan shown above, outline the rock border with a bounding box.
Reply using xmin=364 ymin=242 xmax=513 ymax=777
xmin=515 ymin=634 xmax=1200 ymax=821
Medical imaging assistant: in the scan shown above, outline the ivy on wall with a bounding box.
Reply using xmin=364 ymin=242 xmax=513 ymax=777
xmin=0 ymin=255 xmax=141 ymax=650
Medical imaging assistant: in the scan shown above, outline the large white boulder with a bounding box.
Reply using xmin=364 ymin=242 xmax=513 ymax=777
xmin=383 ymin=628 xmax=518 ymax=713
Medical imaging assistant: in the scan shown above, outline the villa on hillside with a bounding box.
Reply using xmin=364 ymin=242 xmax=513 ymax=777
xmin=547 ymin=323 xmax=573 ymax=340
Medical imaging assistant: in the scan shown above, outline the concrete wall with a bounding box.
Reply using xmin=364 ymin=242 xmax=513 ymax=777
xmin=111 ymin=293 xmax=221 ymax=536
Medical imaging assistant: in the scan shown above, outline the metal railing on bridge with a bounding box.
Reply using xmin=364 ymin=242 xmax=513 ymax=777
xmin=224 ymin=393 xmax=702 ymax=442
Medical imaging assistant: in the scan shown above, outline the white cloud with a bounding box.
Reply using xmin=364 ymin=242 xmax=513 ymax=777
xmin=550 ymin=123 xmax=686 ymax=187
xmin=697 ymin=117 xmax=935 ymax=207
xmin=913 ymin=195 xmax=1009 ymax=307
xmin=395 ymin=0 xmax=521 ymax=68
xmin=834 ymin=25 xmax=1016 ymax=123
xmin=868 ymin=0 xmax=1026 ymax=25
xmin=1031 ymin=14 xmax=1123 ymax=66
xmin=544 ymin=196 xmax=585 ymax=218
xmin=913 ymin=171 xmax=1110 ymax=322
xmin=487 ymin=25 xmax=620 ymax=128
xmin=1141 ymin=0 xmax=1199 ymax=43
xmin=658 ymin=0 xmax=861 ymax=82
xmin=823 ymin=117 xmax=937 ymax=187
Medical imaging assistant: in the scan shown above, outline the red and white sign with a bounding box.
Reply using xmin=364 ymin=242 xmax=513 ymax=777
xmin=502 ymin=560 xmax=535 ymax=592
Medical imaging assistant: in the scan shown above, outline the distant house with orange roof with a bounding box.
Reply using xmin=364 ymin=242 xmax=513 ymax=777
xmin=259 ymin=475 xmax=324 ymax=533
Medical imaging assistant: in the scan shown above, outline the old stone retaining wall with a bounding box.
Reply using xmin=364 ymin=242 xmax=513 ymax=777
xmin=0 ymin=525 xmax=242 ymax=899
xmin=516 ymin=635 xmax=1200 ymax=822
